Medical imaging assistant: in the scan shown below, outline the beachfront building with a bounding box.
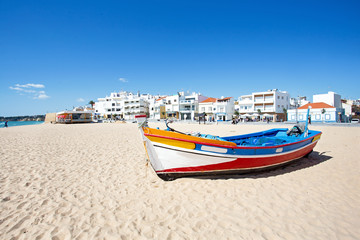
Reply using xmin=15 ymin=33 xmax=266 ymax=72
xmin=215 ymin=97 xmax=235 ymax=121
xmin=313 ymin=91 xmax=342 ymax=108
xmin=56 ymin=106 xmax=94 ymax=124
xmin=164 ymin=94 xmax=180 ymax=119
xmin=163 ymin=91 xmax=207 ymax=120
xmin=199 ymin=97 xmax=217 ymax=121
xmin=149 ymin=96 xmax=167 ymax=120
xmin=341 ymin=100 xmax=353 ymax=122
xmin=94 ymin=91 xmax=150 ymax=120
xmin=179 ymin=92 xmax=207 ymax=120
xmin=287 ymin=102 xmax=344 ymax=123
xmin=290 ymin=96 xmax=310 ymax=108
xmin=235 ymin=89 xmax=290 ymax=122
xmin=199 ymin=97 xmax=235 ymax=121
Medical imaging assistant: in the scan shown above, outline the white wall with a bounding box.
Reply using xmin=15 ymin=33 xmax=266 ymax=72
xmin=313 ymin=91 xmax=342 ymax=108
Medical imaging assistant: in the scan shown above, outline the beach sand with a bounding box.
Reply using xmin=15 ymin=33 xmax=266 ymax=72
xmin=1 ymin=122 xmax=359 ymax=239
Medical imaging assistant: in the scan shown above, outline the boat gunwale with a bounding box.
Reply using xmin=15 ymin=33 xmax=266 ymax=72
xmin=143 ymin=131 xmax=322 ymax=150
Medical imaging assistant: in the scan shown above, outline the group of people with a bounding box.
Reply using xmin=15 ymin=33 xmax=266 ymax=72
xmin=232 ymin=117 xmax=270 ymax=124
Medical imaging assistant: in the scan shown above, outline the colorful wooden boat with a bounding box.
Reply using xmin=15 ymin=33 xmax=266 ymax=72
xmin=136 ymin=115 xmax=322 ymax=180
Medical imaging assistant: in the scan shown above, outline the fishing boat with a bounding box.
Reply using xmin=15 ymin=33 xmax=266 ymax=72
xmin=136 ymin=114 xmax=321 ymax=180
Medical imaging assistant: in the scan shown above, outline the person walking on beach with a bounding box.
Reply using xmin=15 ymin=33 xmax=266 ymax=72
xmin=4 ymin=121 xmax=8 ymax=128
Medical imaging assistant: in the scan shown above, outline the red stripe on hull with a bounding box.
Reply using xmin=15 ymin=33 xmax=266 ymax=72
xmin=158 ymin=142 xmax=317 ymax=173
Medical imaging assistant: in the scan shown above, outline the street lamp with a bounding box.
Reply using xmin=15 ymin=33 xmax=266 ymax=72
xmin=295 ymin=96 xmax=299 ymax=124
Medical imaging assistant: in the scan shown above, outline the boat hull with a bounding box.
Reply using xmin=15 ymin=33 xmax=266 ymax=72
xmin=141 ymin=129 xmax=321 ymax=179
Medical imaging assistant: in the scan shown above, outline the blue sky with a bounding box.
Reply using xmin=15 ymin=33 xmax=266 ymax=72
xmin=1 ymin=0 xmax=359 ymax=116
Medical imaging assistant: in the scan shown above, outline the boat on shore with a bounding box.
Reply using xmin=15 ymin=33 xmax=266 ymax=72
xmin=136 ymin=115 xmax=322 ymax=180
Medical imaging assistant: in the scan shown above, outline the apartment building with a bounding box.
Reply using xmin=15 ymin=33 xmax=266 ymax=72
xmin=161 ymin=92 xmax=207 ymax=120
xmin=235 ymin=89 xmax=290 ymax=121
xmin=94 ymin=91 xmax=150 ymax=120
xmin=199 ymin=97 xmax=234 ymax=121
xmin=149 ymin=96 xmax=167 ymax=120
xmin=313 ymin=91 xmax=342 ymax=108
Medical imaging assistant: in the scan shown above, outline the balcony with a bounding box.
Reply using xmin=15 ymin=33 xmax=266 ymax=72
xmin=180 ymin=100 xmax=195 ymax=105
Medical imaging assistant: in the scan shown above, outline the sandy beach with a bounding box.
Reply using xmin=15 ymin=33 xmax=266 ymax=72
xmin=1 ymin=122 xmax=359 ymax=239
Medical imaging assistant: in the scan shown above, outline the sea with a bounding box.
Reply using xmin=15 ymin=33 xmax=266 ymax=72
xmin=0 ymin=121 xmax=44 ymax=128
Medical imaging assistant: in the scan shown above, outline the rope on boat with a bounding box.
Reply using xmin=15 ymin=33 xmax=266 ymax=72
xmin=165 ymin=120 xmax=187 ymax=135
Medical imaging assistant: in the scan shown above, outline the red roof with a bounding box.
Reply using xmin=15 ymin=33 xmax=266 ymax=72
xmin=156 ymin=96 xmax=167 ymax=101
xmin=200 ymin=97 xmax=218 ymax=103
xmin=298 ymin=102 xmax=335 ymax=109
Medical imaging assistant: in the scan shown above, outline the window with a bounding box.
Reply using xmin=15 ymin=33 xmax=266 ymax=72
xmin=277 ymin=105 xmax=280 ymax=108
xmin=112 ymin=103 xmax=115 ymax=106
xmin=201 ymin=107 xmax=205 ymax=112
xmin=325 ymin=114 xmax=331 ymax=120
xmin=112 ymin=108 xmax=115 ymax=111
xmin=116 ymin=108 xmax=120 ymax=111
xmin=281 ymin=96 xmax=284 ymax=100
xmin=208 ymin=107 xmax=212 ymax=112
xmin=278 ymin=96 xmax=280 ymax=99
xmin=174 ymin=100 xmax=177 ymax=102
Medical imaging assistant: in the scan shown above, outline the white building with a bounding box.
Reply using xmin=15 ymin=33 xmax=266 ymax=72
xmin=199 ymin=97 xmax=218 ymax=121
xmin=287 ymin=102 xmax=344 ymax=123
xmin=179 ymin=92 xmax=207 ymax=120
xmin=313 ymin=91 xmax=342 ymax=108
xmin=94 ymin=91 xmax=150 ymax=120
xmin=236 ymin=89 xmax=290 ymax=122
xmin=199 ymin=97 xmax=235 ymax=121
xmin=162 ymin=92 xmax=207 ymax=120
xmin=290 ymin=96 xmax=310 ymax=108
xmin=149 ymin=96 xmax=167 ymax=120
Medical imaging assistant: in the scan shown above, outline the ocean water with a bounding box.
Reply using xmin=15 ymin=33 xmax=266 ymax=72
xmin=0 ymin=121 xmax=44 ymax=128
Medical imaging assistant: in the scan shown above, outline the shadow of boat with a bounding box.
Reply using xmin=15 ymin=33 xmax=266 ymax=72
xmin=179 ymin=151 xmax=333 ymax=181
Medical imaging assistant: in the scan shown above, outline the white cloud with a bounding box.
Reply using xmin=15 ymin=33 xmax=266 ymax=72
xmin=77 ymin=98 xmax=85 ymax=102
xmin=10 ymin=83 xmax=49 ymax=100
xmin=119 ymin=78 xmax=128 ymax=83
xmin=15 ymin=83 xmax=45 ymax=88
xmin=34 ymin=93 xmax=50 ymax=99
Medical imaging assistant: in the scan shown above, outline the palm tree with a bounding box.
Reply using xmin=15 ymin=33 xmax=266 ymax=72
xmin=283 ymin=108 xmax=287 ymax=121
xmin=321 ymin=108 xmax=326 ymax=122
xmin=89 ymin=100 xmax=95 ymax=108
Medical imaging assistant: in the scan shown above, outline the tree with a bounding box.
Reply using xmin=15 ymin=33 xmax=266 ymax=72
xmin=321 ymin=108 xmax=326 ymax=122
xmin=89 ymin=100 xmax=95 ymax=108
xmin=283 ymin=108 xmax=287 ymax=121
xmin=234 ymin=110 xmax=239 ymax=116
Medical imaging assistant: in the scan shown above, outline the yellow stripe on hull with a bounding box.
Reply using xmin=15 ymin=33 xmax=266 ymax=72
xmin=312 ymin=134 xmax=321 ymax=142
xmin=147 ymin=136 xmax=196 ymax=149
